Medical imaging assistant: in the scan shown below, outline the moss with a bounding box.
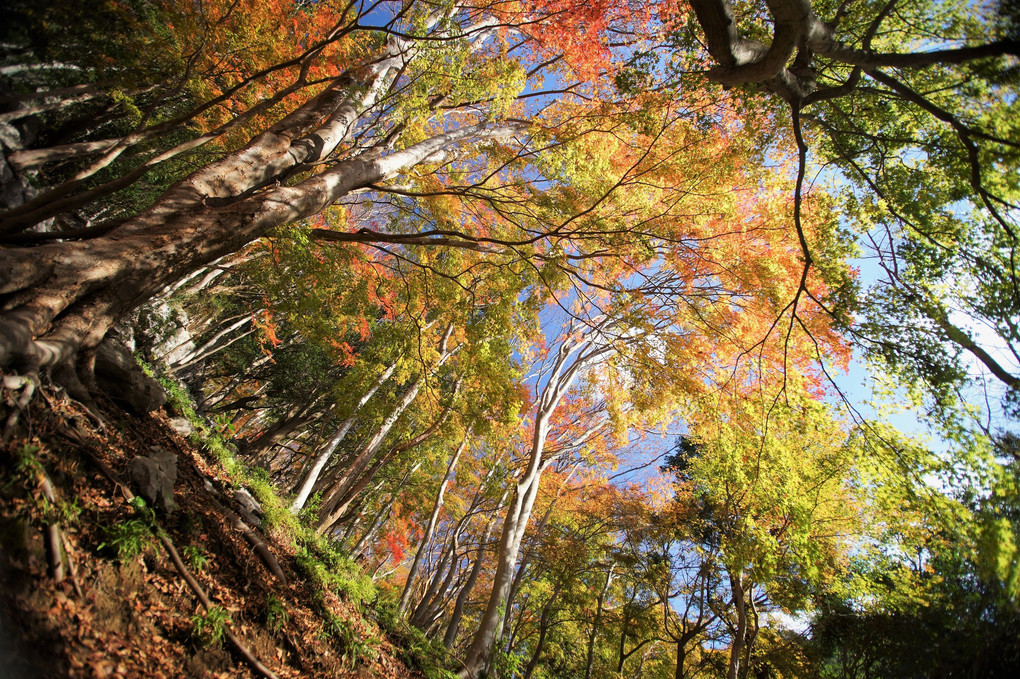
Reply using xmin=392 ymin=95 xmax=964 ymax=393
xmin=372 ymin=590 xmax=457 ymax=679
xmin=294 ymin=540 xmax=376 ymax=609
xmin=244 ymin=467 xmax=301 ymax=538
xmin=135 ymin=356 xmax=405 ymax=668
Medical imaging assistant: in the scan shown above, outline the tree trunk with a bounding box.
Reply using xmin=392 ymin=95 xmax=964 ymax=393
xmin=443 ymin=498 xmax=504 ymax=650
xmin=399 ymin=430 xmax=470 ymax=613
xmin=584 ymin=565 xmax=615 ymax=679
xmin=457 ymin=428 xmax=550 ymax=678
xmin=169 ymin=315 xmax=252 ymax=373
xmin=410 ymin=530 xmax=461 ymax=629
xmin=314 ymin=375 xmax=423 ymax=531
xmin=0 ymin=45 xmax=519 ymax=391
xmin=350 ymin=499 xmax=395 ymax=558
xmin=349 ymin=461 xmax=422 ymax=555
xmin=675 ymin=641 xmax=687 ymax=679
xmin=499 ymin=465 xmax=579 ymax=642
xmin=322 ymin=376 xmax=460 ymax=530
xmin=409 ymin=481 xmax=482 ymax=630
xmin=458 ymin=328 xmax=608 ymax=678
xmin=315 ymin=325 xmax=457 ymax=532
xmin=239 ymin=400 xmax=319 ymax=460
xmin=727 ymin=571 xmax=747 ymax=679
xmin=522 ymin=584 xmax=561 ymax=679
xmin=289 ymin=358 xmax=398 ymax=512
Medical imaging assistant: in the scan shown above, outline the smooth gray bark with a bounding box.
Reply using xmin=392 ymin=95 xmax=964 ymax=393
xmin=399 ymin=430 xmax=470 ymax=613
xmin=289 ymin=359 xmax=398 ymax=512
xmin=459 ymin=324 xmax=614 ymax=678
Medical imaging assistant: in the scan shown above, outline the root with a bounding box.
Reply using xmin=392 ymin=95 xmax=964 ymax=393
xmin=51 ymin=359 xmax=101 ymax=416
xmin=160 ymin=533 xmax=280 ymax=679
xmin=45 ymin=523 xmax=65 ymax=582
xmin=37 ymin=467 xmax=65 ymax=584
xmin=208 ymin=494 xmax=288 ymax=586
xmin=34 ymin=460 xmax=84 ymax=596
xmin=2 ymin=373 xmax=37 ymax=441
xmin=60 ymin=528 xmax=84 ymax=598
xmin=83 ymin=450 xmax=281 ymax=679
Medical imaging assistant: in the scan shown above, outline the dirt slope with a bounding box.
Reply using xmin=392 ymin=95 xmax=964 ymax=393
xmin=0 ymin=384 xmax=425 ymax=679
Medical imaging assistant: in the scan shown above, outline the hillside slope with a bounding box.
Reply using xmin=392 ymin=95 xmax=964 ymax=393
xmin=0 ymin=381 xmax=454 ymax=678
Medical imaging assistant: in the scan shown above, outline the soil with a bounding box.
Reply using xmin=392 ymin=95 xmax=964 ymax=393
xmin=0 ymin=382 xmax=420 ymax=678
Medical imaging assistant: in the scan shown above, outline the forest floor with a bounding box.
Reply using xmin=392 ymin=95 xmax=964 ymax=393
xmin=0 ymin=379 xmax=448 ymax=679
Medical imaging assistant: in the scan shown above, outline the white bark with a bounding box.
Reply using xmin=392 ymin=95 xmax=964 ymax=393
xmin=169 ymin=315 xmax=251 ymax=372
xmin=459 ymin=323 xmax=614 ymax=678
xmin=290 ymin=359 xmax=398 ymax=513
xmin=399 ymin=429 xmax=470 ymax=613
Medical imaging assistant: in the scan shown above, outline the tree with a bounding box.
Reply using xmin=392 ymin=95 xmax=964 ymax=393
xmin=2 ymin=0 xmax=1015 ymax=414
xmin=458 ymin=315 xmax=617 ymax=677
xmin=0 ymin=1 xmax=528 ymax=391
xmin=4 ymin=3 xmax=1018 ymax=676
xmin=808 ymin=430 xmax=1020 ymax=678
xmin=669 ymin=0 xmax=1020 ymax=410
xmin=656 ymin=377 xmax=873 ymax=679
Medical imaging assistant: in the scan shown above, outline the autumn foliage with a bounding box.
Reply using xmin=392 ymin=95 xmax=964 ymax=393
xmin=2 ymin=0 xmax=1017 ymax=677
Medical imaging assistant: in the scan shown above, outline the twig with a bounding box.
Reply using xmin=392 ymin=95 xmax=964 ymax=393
xmin=82 ymin=450 xmax=280 ymax=679
xmin=34 ymin=451 xmax=85 ymax=596
xmin=206 ymin=494 xmax=288 ymax=585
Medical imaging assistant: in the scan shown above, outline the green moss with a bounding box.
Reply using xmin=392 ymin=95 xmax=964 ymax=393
xmin=394 ymin=623 xmax=459 ymax=679
xmin=372 ymin=591 xmax=457 ymax=679
xmin=294 ymin=542 xmax=377 ymax=608
xmin=244 ymin=467 xmax=300 ymax=536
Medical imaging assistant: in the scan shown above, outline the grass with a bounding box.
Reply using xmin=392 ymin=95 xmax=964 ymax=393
xmin=135 ymin=354 xmax=459 ymax=677
xmin=319 ymin=612 xmax=380 ymax=669
xmin=98 ymin=494 xmax=162 ymax=561
xmin=182 ymin=544 xmax=209 ymax=572
xmin=265 ymin=595 xmax=289 ymax=632
xmin=191 ymin=605 xmax=230 ymax=647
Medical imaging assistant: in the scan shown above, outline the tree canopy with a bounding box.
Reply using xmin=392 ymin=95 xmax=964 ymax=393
xmin=1 ymin=0 xmax=1018 ymax=677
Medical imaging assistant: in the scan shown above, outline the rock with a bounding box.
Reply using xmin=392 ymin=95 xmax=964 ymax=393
xmin=94 ymin=339 xmax=167 ymax=413
xmin=107 ymin=322 xmax=136 ymax=354
xmin=129 ymin=448 xmax=177 ymax=511
xmin=133 ymin=301 xmax=194 ymax=365
xmin=233 ymin=488 xmax=264 ymax=527
xmin=0 ymin=121 xmax=24 ymax=152
xmin=168 ymin=417 xmax=194 ymax=436
xmin=0 ymin=154 xmax=29 ymax=212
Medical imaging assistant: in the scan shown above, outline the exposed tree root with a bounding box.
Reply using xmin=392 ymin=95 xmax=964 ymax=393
xmin=2 ymin=372 xmax=37 ymax=441
xmin=208 ymin=493 xmax=289 ymax=586
xmin=82 ymin=448 xmax=282 ymax=679
xmin=33 ymin=466 xmax=86 ymax=597
xmin=159 ymin=530 xmax=281 ymax=679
